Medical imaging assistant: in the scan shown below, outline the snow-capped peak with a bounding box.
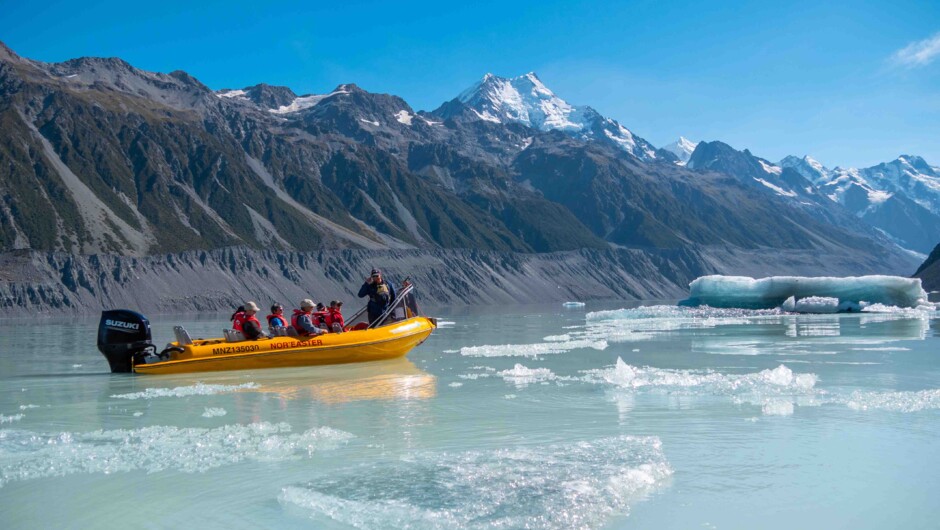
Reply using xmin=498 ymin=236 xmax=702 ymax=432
xmin=452 ymin=72 xmax=657 ymax=160
xmin=662 ymin=137 xmax=699 ymax=164
xmin=457 ymin=72 xmax=580 ymax=131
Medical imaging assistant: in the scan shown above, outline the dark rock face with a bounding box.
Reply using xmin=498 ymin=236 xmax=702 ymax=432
xmin=0 ymin=244 xmax=902 ymax=315
xmin=914 ymin=243 xmax=940 ymax=292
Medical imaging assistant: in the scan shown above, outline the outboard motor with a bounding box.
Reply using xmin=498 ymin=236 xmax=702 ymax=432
xmin=97 ymin=310 xmax=155 ymax=373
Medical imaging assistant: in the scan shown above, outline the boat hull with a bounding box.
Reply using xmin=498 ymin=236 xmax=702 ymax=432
xmin=133 ymin=317 xmax=435 ymax=375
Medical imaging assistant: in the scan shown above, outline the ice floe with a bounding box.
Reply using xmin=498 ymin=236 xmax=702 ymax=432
xmin=681 ymin=275 xmax=933 ymax=310
xmin=111 ymin=382 xmax=260 ymax=400
xmin=584 ymin=358 xmax=818 ymax=395
xmin=459 ymin=339 xmax=607 ymax=358
xmin=201 ymin=407 xmax=227 ymax=418
xmin=278 ymin=435 xmax=671 ymax=529
xmin=563 ymin=301 xmax=586 ymax=307
xmin=0 ymin=422 xmax=352 ymax=487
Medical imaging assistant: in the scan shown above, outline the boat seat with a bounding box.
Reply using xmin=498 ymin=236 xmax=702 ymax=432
xmin=269 ymin=326 xmax=291 ymax=337
xmin=173 ymin=326 xmax=194 ymax=345
xmin=223 ymin=329 xmax=246 ymax=342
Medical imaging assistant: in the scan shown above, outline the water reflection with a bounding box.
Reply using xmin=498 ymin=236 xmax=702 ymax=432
xmin=251 ymin=358 xmax=437 ymax=404
xmin=692 ymin=314 xmax=931 ymax=356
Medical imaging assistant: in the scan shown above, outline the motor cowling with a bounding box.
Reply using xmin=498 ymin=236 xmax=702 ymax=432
xmin=97 ymin=310 xmax=154 ymax=373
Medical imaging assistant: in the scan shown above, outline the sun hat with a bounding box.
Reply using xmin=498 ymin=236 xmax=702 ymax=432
xmin=245 ymin=301 xmax=260 ymax=312
xmin=300 ymin=299 xmax=315 ymax=309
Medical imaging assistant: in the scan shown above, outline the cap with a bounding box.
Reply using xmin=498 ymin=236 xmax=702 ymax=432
xmin=245 ymin=301 xmax=260 ymax=312
xmin=371 ymin=268 xmax=381 ymax=276
xmin=300 ymin=299 xmax=314 ymax=309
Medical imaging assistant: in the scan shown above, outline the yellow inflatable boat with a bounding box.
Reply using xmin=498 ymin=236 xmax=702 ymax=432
xmin=97 ymin=284 xmax=436 ymax=374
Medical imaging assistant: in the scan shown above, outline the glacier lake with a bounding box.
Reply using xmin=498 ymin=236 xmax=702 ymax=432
xmin=1 ymin=302 xmax=939 ymax=529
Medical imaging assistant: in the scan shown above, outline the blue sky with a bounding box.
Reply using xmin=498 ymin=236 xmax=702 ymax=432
xmin=1 ymin=0 xmax=938 ymax=167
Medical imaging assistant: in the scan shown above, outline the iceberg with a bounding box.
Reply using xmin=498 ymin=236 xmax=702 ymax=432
xmin=680 ymin=275 xmax=932 ymax=310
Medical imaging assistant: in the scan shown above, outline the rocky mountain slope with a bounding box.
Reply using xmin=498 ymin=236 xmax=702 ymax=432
xmin=0 ymin=42 xmax=923 ymax=313
xmin=780 ymin=154 xmax=940 ymax=253
xmin=914 ymin=243 xmax=940 ymax=292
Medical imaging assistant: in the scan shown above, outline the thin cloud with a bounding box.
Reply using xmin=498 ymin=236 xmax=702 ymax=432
xmin=891 ymin=32 xmax=940 ymax=68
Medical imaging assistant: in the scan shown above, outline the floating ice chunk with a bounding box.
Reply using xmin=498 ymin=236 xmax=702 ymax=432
xmin=497 ymin=364 xmax=556 ymax=386
xmin=448 ymin=382 xmax=463 ymax=388
xmin=563 ymin=301 xmax=586 ymax=307
xmin=133 ymin=411 xmax=144 ymax=417
xmin=543 ymin=334 xmax=570 ymax=342
xmin=201 ymin=407 xmax=227 ymax=418
xmin=278 ymin=435 xmax=671 ymax=529
xmin=1 ymin=414 xmax=25 ymax=424
xmin=18 ymin=405 xmax=39 ymax=410
xmin=681 ymin=275 xmax=931 ymax=310
xmin=436 ymin=321 xmax=456 ymax=328
xmin=780 ymin=296 xmax=863 ymax=314
xmin=0 ymin=422 xmax=352 ymax=487
xmin=111 ymin=382 xmax=260 ymax=400
xmin=836 ymin=389 xmax=940 ymax=413
xmin=459 ymin=339 xmax=607 ymax=358
xmin=762 ymin=400 xmax=795 ymax=416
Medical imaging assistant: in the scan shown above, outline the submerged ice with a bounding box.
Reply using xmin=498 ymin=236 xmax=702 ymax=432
xmin=279 ymin=435 xmax=671 ymax=529
xmin=681 ymin=275 xmax=932 ymax=311
xmin=0 ymin=422 xmax=352 ymax=487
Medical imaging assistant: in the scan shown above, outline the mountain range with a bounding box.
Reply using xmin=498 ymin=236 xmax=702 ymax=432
xmin=0 ymin=42 xmax=929 ymax=312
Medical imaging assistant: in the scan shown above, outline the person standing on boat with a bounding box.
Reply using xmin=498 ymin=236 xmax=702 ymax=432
xmin=242 ymin=301 xmax=264 ymax=340
xmin=292 ymin=299 xmax=325 ymax=337
xmin=358 ymin=268 xmax=396 ymax=324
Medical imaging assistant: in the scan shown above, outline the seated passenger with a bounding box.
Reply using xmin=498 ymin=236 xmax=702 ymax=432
xmin=327 ymin=300 xmax=345 ymax=333
xmin=230 ymin=305 xmax=247 ymax=332
xmin=266 ymin=303 xmax=288 ymax=331
xmin=314 ymin=302 xmax=329 ymax=330
xmin=241 ymin=301 xmax=264 ymax=340
xmin=291 ymin=299 xmax=325 ymax=337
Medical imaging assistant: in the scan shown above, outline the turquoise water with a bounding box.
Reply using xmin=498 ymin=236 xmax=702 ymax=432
xmin=1 ymin=302 xmax=939 ymax=529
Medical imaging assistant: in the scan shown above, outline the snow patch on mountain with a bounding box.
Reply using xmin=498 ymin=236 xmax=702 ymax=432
xmin=218 ymin=89 xmax=248 ymax=100
xmin=754 ymin=178 xmax=796 ymax=198
xmin=758 ymin=159 xmax=782 ymax=176
xmin=269 ymin=87 xmax=353 ymax=114
xmin=394 ymin=110 xmax=414 ymax=125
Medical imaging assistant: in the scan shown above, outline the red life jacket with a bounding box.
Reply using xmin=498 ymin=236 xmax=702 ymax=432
xmin=291 ymin=309 xmax=305 ymax=330
xmin=232 ymin=311 xmax=247 ymax=331
xmin=244 ymin=314 xmax=261 ymax=328
xmin=266 ymin=313 xmax=287 ymax=327
xmin=313 ymin=310 xmax=329 ymax=327
xmin=292 ymin=309 xmax=316 ymax=335
xmin=328 ymin=308 xmax=345 ymax=329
